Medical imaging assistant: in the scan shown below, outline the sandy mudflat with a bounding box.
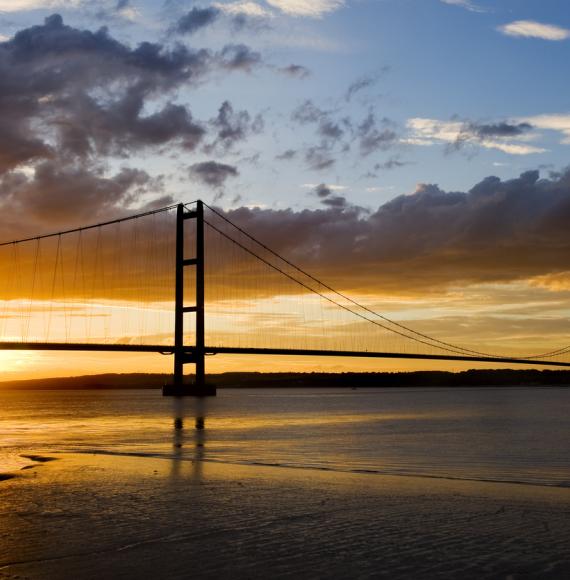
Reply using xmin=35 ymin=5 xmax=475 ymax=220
xmin=1 ymin=454 xmax=569 ymax=579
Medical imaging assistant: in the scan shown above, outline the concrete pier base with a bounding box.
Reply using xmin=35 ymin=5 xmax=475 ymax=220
xmin=162 ymin=383 xmax=217 ymax=397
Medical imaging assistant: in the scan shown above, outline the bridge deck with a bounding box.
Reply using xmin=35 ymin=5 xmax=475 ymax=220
xmin=0 ymin=342 xmax=569 ymax=367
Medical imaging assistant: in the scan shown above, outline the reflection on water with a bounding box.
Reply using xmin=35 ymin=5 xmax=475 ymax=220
xmin=1 ymin=387 xmax=570 ymax=487
xmin=171 ymin=397 xmax=208 ymax=481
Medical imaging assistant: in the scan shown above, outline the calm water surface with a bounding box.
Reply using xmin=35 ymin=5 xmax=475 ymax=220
xmin=1 ymin=387 xmax=569 ymax=487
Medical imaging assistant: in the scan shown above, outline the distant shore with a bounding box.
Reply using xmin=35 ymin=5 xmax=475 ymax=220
xmin=1 ymin=369 xmax=570 ymax=390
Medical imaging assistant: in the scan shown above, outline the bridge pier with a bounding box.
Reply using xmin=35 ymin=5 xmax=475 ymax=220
xmin=163 ymin=201 xmax=216 ymax=397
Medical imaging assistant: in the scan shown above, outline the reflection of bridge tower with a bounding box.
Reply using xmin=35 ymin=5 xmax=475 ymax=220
xmin=163 ymin=201 xmax=216 ymax=397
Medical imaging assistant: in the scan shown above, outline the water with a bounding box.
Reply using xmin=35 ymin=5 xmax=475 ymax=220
xmin=1 ymin=386 xmax=569 ymax=487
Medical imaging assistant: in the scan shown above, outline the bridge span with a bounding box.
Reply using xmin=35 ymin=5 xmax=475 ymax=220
xmin=1 ymin=342 xmax=569 ymax=368
xmin=2 ymin=199 xmax=570 ymax=396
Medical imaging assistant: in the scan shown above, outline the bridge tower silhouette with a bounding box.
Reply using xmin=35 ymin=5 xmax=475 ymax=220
xmin=164 ymin=201 xmax=216 ymax=397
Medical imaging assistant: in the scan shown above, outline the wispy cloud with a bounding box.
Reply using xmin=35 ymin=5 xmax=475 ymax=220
xmin=215 ymin=1 xmax=273 ymax=18
xmin=405 ymin=118 xmax=546 ymax=155
xmin=440 ymin=0 xmax=486 ymax=13
xmin=521 ymin=114 xmax=570 ymax=144
xmin=498 ymin=20 xmax=570 ymax=41
xmin=266 ymin=0 xmax=345 ymax=18
xmin=302 ymin=183 xmax=347 ymax=191
xmin=0 ymin=0 xmax=80 ymax=10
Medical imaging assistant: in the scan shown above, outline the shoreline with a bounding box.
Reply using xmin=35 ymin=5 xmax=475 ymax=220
xmin=2 ymin=369 xmax=570 ymax=390
xmin=4 ymin=449 xmax=570 ymax=491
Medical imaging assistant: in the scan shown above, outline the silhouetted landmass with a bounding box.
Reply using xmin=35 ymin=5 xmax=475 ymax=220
xmin=1 ymin=369 xmax=569 ymax=390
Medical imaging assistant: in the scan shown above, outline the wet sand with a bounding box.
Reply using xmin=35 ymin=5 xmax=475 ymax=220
xmin=1 ymin=453 xmax=569 ymax=579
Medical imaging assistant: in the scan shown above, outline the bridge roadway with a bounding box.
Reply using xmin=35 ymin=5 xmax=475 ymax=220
xmin=0 ymin=342 xmax=569 ymax=367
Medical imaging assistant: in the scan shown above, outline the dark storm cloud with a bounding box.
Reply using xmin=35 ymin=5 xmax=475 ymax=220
xmin=175 ymin=7 xmax=220 ymax=34
xmin=278 ymin=64 xmax=310 ymax=79
xmin=189 ymin=161 xmax=239 ymax=188
xmin=215 ymin=170 xmax=570 ymax=294
xmin=206 ymin=101 xmax=264 ymax=153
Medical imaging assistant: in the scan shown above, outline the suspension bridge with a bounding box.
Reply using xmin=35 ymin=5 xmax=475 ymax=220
xmin=1 ymin=200 xmax=569 ymax=396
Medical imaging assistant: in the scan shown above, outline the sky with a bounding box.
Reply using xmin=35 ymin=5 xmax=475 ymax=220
xmin=1 ymin=0 xmax=570 ymax=379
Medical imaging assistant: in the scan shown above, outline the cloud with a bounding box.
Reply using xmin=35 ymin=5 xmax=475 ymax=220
xmin=213 ymin=1 xmax=273 ymax=32
xmin=266 ymin=0 xmax=344 ymax=18
xmin=469 ymin=121 xmax=533 ymax=138
xmin=521 ymin=114 xmax=570 ymax=144
xmin=406 ymin=118 xmax=546 ymax=155
xmin=530 ymin=272 xmax=570 ymax=292
xmin=0 ymin=14 xmax=214 ymax=174
xmin=375 ymin=157 xmax=411 ymax=171
xmin=498 ymin=20 xmax=570 ymax=41
xmin=275 ymin=149 xmax=297 ymax=160
xmin=219 ymin=43 xmax=263 ymax=71
xmin=0 ymin=160 xmax=164 ymax=229
xmin=305 ymin=146 xmax=335 ymax=171
xmin=440 ymin=0 xmax=486 ymax=13
xmin=311 ymin=183 xmax=348 ymax=209
xmin=91 ymin=0 xmax=140 ymax=24
xmin=0 ymin=16 xmax=264 ymax=167
xmin=0 ymin=0 xmax=80 ymax=11
xmin=55 ymin=92 xmax=207 ymax=158
xmin=206 ymin=100 xmax=264 ymax=153
xmin=278 ymin=64 xmax=310 ymax=78
xmin=292 ymin=99 xmax=400 ymax=169
xmin=175 ymin=7 xmax=221 ymax=35
xmin=0 ymin=15 xmax=264 ymax=229
xmin=213 ymin=169 xmax=570 ymax=294
xmin=189 ymin=161 xmax=239 ymax=188
xmin=303 ymin=183 xmax=346 ymax=191
xmin=345 ymin=69 xmax=389 ymax=102
xmin=292 ymin=100 xmax=345 ymax=170
xmin=357 ymin=113 xmax=397 ymax=156
xmin=214 ymin=1 xmax=272 ymax=18
xmin=175 ymin=4 xmax=270 ymax=35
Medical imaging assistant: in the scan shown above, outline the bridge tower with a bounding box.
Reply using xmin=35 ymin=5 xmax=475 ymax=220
xmin=163 ymin=201 xmax=216 ymax=396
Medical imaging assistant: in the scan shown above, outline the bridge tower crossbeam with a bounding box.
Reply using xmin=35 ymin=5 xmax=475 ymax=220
xmin=163 ymin=201 xmax=216 ymax=396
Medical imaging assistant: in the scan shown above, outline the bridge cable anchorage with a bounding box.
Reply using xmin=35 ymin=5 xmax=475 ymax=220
xmin=204 ymin=203 xmax=570 ymax=362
